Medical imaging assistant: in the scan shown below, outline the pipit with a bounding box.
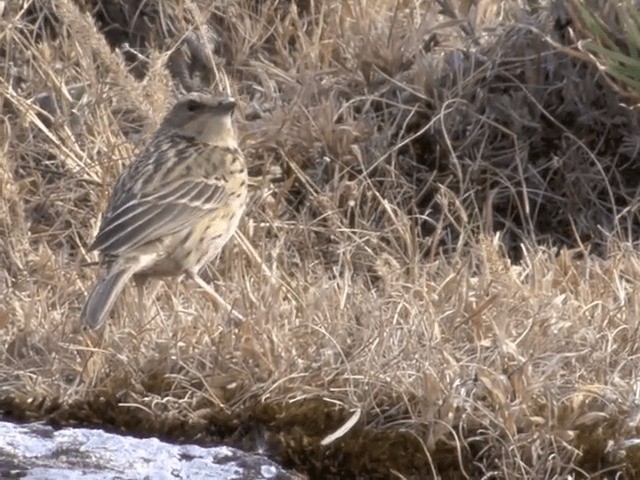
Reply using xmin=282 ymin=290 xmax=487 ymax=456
xmin=80 ymin=92 xmax=248 ymax=329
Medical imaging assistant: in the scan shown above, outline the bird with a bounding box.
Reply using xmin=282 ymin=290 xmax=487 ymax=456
xmin=79 ymin=91 xmax=248 ymax=329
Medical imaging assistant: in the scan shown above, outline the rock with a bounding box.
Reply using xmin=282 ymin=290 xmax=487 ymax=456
xmin=0 ymin=420 xmax=300 ymax=480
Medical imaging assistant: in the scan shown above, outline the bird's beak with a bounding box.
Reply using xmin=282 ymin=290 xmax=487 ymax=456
xmin=217 ymin=98 xmax=237 ymax=114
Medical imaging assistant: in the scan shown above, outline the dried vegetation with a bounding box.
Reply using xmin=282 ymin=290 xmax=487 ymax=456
xmin=2 ymin=0 xmax=640 ymax=478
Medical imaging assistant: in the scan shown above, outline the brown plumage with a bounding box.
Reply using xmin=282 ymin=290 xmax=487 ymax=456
xmin=80 ymin=92 xmax=248 ymax=329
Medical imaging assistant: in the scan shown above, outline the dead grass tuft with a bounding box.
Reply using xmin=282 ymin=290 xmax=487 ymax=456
xmin=2 ymin=0 xmax=640 ymax=477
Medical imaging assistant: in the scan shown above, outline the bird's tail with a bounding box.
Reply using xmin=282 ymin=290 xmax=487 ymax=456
xmin=79 ymin=267 xmax=135 ymax=329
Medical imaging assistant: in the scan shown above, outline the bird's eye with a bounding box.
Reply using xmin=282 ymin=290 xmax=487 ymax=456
xmin=186 ymin=100 xmax=202 ymax=112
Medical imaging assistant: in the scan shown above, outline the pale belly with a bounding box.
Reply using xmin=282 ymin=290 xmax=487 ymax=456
xmin=135 ymin=197 xmax=246 ymax=278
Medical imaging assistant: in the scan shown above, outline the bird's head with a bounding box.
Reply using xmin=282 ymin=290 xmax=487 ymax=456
xmin=161 ymin=92 xmax=238 ymax=148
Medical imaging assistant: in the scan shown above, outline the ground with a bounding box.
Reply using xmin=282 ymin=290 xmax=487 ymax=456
xmin=1 ymin=0 xmax=640 ymax=478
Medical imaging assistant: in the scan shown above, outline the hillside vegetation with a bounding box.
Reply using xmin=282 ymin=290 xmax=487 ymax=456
xmin=2 ymin=0 xmax=640 ymax=477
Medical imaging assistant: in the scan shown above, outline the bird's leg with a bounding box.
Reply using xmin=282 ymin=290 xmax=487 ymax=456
xmin=134 ymin=277 xmax=164 ymax=325
xmin=187 ymin=269 xmax=245 ymax=323
xmin=134 ymin=277 xmax=146 ymax=324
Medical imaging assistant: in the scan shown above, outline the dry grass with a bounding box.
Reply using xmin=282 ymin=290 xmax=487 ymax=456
xmin=2 ymin=0 xmax=640 ymax=477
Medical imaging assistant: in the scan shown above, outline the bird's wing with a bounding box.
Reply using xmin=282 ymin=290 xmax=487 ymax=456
xmin=90 ymin=173 xmax=229 ymax=256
